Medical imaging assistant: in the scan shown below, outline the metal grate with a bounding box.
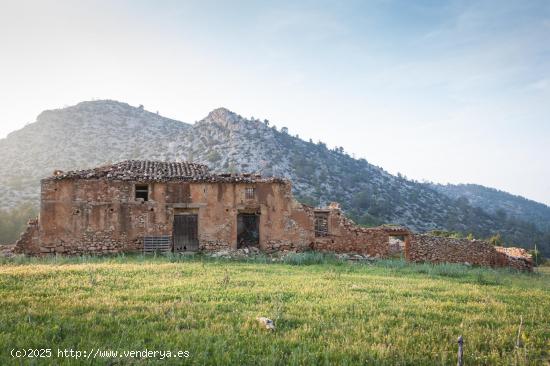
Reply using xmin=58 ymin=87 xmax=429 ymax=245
xmin=143 ymin=236 xmax=172 ymax=253
xmin=245 ymin=187 xmax=256 ymax=199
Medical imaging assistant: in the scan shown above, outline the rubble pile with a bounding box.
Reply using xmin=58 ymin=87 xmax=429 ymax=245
xmin=1 ymin=244 xmax=16 ymax=258
xmin=495 ymin=246 xmax=533 ymax=271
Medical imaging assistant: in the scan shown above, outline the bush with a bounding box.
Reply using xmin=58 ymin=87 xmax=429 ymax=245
xmin=530 ymin=249 xmax=546 ymax=266
xmin=488 ymin=233 xmax=503 ymax=246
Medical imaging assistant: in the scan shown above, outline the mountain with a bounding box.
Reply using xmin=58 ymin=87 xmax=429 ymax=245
xmin=0 ymin=101 xmax=191 ymax=208
xmin=1 ymin=100 xmax=549 ymax=255
xmin=432 ymin=183 xmax=550 ymax=232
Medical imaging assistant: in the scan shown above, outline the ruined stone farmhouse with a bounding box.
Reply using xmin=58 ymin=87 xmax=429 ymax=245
xmin=15 ymin=160 xmax=532 ymax=270
xmin=15 ymin=160 xmax=410 ymax=256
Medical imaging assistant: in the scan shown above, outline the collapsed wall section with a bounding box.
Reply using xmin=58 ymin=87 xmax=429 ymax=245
xmin=494 ymin=246 xmax=533 ymax=271
xmin=311 ymin=204 xmax=410 ymax=257
xmin=13 ymin=218 xmax=39 ymax=255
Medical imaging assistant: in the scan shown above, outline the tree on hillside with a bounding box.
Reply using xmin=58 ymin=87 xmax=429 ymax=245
xmin=488 ymin=233 xmax=503 ymax=246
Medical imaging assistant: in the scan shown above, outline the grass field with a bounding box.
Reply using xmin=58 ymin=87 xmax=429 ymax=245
xmin=0 ymin=253 xmax=549 ymax=365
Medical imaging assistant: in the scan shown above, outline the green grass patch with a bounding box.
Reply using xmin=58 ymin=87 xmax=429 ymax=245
xmin=0 ymin=254 xmax=548 ymax=365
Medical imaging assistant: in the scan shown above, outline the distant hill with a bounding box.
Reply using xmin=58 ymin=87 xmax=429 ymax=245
xmin=432 ymin=183 xmax=550 ymax=232
xmin=1 ymin=100 xmax=548 ymax=255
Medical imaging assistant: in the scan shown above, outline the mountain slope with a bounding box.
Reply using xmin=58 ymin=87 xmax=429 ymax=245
xmin=0 ymin=100 xmax=191 ymax=207
xmin=1 ymin=100 xmax=548 ymax=255
xmin=432 ymin=183 xmax=550 ymax=232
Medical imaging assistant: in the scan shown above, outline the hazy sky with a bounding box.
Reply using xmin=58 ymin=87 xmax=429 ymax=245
xmin=1 ymin=0 xmax=549 ymax=204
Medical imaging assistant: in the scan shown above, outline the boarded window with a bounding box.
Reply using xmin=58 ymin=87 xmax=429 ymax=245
xmin=314 ymin=212 xmax=329 ymax=237
xmin=135 ymin=184 xmax=149 ymax=201
xmin=245 ymin=187 xmax=256 ymax=199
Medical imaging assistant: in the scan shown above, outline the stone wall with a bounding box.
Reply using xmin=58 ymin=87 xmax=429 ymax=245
xmin=13 ymin=218 xmax=39 ymax=255
xmin=408 ymin=234 xmax=533 ymax=271
xmin=494 ymin=246 xmax=533 ymax=271
xmin=312 ymin=207 xmax=410 ymax=257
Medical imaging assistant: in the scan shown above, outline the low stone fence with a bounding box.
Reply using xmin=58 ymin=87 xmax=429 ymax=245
xmin=408 ymin=234 xmax=533 ymax=271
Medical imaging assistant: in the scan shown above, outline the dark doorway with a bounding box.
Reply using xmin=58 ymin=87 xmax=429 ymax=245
xmin=173 ymin=214 xmax=198 ymax=252
xmin=237 ymin=213 xmax=259 ymax=248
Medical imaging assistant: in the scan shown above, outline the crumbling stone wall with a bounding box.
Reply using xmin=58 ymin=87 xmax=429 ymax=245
xmin=494 ymin=246 xmax=533 ymax=271
xmin=13 ymin=218 xmax=39 ymax=255
xmin=311 ymin=205 xmax=411 ymax=257
xmin=32 ymin=178 xmax=168 ymax=255
xmin=408 ymin=234 xmax=533 ymax=271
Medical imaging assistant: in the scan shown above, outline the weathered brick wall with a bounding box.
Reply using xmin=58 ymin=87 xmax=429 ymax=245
xmin=408 ymin=234 xmax=533 ymax=271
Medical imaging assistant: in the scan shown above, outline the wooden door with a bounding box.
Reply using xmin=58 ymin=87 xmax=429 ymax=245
xmin=173 ymin=214 xmax=198 ymax=252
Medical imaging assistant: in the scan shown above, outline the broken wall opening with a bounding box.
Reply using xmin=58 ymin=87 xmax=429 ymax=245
xmin=388 ymin=234 xmax=406 ymax=257
xmin=314 ymin=211 xmax=329 ymax=237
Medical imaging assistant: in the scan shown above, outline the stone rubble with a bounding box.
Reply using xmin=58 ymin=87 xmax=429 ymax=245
xmin=256 ymin=317 xmax=275 ymax=331
xmin=1 ymin=244 xmax=16 ymax=258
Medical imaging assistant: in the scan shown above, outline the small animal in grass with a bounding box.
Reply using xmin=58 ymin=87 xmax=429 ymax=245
xmin=257 ymin=317 xmax=275 ymax=331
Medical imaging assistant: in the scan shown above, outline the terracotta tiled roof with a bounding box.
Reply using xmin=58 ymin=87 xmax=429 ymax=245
xmin=46 ymin=160 xmax=287 ymax=183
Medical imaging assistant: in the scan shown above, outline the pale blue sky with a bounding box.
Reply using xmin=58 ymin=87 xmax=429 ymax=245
xmin=0 ymin=0 xmax=549 ymax=204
